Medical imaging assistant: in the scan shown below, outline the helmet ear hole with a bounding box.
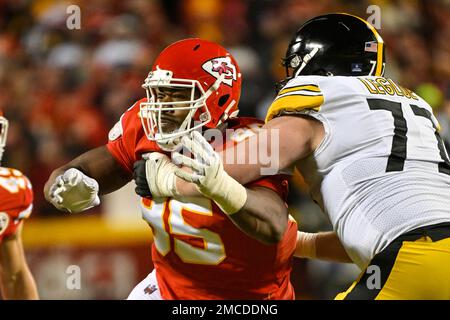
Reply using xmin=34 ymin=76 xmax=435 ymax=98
xmin=218 ymin=94 xmax=230 ymax=107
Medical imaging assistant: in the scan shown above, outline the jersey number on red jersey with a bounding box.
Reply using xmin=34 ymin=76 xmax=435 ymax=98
xmin=141 ymin=197 xmax=226 ymax=265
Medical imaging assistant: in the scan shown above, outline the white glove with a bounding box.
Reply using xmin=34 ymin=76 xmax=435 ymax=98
xmin=49 ymin=168 xmax=100 ymax=213
xmin=142 ymin=152 xmax=178 ymax=198
xmin=173 ymin=131 xmax=247 ymax=215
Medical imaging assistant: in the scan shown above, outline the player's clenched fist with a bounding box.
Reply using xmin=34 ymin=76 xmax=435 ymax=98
xmin=45 ymin=168 xmax=100 ymax=213
xmin=133 ymin=152 xmax=178 ymax=199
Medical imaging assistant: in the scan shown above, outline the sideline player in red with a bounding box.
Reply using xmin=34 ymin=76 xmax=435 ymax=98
xmin=44 ymin=39 xmax=299 ymax=300
xmin=0 ymin=112 xmax=39 ymax=299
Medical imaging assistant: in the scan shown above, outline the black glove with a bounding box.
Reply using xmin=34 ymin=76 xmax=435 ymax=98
xmin=133 ymin=159 xmax=152 ymax=198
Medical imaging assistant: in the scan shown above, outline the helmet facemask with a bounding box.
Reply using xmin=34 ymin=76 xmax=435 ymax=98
xmin=0 ymin=116 xmax=8 ymax=163
xmin=277 ymin=46 xmax=321 ymax=93
xmin=140 ymin=68 xmax=213 ymax=151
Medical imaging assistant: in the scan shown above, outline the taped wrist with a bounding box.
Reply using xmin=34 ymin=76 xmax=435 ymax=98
xmin=198 ymin=170 xmax=247 ymax=215
xmin=297 ymin=231 xmax=318 ymax=258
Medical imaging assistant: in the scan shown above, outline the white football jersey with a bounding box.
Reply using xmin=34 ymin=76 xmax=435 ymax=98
xmin=266 ymin=75 xmax=450 ymax=268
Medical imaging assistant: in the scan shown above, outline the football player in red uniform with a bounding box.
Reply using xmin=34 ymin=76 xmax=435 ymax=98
xmin=0 ymin=112 xmax=39 ymax=299
xmin=44 ymin=39 xmax=299 ymax=299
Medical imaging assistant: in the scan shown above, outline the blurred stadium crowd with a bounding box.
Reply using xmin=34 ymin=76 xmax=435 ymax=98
xmin=1 ymin=0 xmax=449 ymax=299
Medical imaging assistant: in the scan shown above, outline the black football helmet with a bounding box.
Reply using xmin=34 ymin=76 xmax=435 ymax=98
xmin=278 ymin=13 xmax=386 ymax=90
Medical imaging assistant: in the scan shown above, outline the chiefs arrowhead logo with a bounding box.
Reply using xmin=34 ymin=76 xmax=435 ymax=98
xmin=202 ymin=57 xmax=237 ymax=87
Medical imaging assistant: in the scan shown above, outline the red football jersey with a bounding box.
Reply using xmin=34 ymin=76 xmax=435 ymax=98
xmin=107 ymin=99 xmax=297 ymax=300
xmin=0 ymin=167 xmax=33 ymax=242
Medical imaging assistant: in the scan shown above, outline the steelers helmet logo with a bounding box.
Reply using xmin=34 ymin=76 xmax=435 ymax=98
xmin=0 ymin=212 xmax=10 ymax=236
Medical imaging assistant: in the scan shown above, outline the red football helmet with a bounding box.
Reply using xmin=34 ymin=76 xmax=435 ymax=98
xmin=140 ymin=38 xmax=241 ymax=149
xmin=0 ymin=111 xmax=8 ymax=163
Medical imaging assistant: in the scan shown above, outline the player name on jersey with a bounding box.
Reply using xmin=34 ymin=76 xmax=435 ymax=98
xmin=269 ymin=75 xmax=450 ymax=268
xmin=358 ymin=77 xmax=418 ymax=100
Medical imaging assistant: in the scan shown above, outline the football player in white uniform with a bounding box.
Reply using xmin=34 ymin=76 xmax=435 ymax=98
xmin=150 ymin=14 xmax=450 ymax=299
